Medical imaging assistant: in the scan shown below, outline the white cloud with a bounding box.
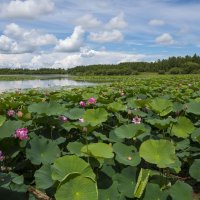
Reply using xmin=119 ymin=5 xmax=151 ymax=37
xmin=0 ymin=35 xmax=17 ymax=53
xmin=149 ymin=19 xmax=165 ymax=26
xmin=54 ymin=54 xmax=82 ymax=67
xmin=55 ymin=26 xmax=84 ymax=52
xmin=0 ymin=23 xmax=57 ymax=54
xmin=0 ymin=50 xmax=152 ymax=69
xmin=0 ymin=0 xmax=54 ymax=19
xmin=155 ymin=33 xmax=174 ymax=45
xmin=76 ymin=14 xmax=102 ymax=29
xmin=4 ymin=23 xmax=24 ymax=38
xmin=105 ymin=13 xmax=127 ymax=30
xmin=89 ymin=30 xmax=123 ymax=43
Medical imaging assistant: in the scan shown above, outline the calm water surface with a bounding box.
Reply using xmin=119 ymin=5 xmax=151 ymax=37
xmin=0 ymin=77 xmax=96 ymax=93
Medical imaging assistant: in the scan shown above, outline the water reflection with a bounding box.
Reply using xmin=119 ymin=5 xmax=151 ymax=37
xmin=0 ymin=78 xmax=95 ymax=93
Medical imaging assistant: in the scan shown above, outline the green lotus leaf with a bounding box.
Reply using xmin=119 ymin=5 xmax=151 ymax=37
xmin=67 ymin=142 xmax=85 ymax=156
xmin=113 ymin=143 xmax=141 ymax=166
xmin=107 ymin=102 xmax=126 ymax=112
xmin=92 ymin=131 xmax=109 ymax=141
xmin=98 ymin=182 xmax=120 ymax=200
xmin=113 ymin=167 xmax=137 ymax=198
xmin=146 ymin=117 xmax=175 ymax=129
xmin=168 ymin=156 xmax=182 ymax=173
xmin=34 ymin=165 xmax=55 ymax=189
xmin=132 ymin=109 xmax=147 ymax=117
xmin=0 ymin=116 xmax=6 ymax=127
xmin=114 ymin=124 xmax=146 ymax=139
xmin=148 ymin=98 xmax=173 ymax=116
xmin=143 ymin=183 xmax=168 ymax=200
xmin=176 ymin=139 xmax=190 ymax=150
xmin=139 ymin=139 xmax=176 ymax=168
xmin=52 ymin=155 xmax=95 ymax=182
xmin=83 ymin=108 xmax=108 ymax=126
xmin=82 ymin=93 xmax=98 ymax=100
xmin=169 ymin=181 xmax=193 ymax=200
xmin=126 ymin=98 xmax=137 ymax=109
xmin=81 ymin=143 xmax=114 ymax=159
xmin=189 ymin=159 xmax=200 ymax=181
xmin=134 ymin=168 xmax=150 ymax=198
xmin=26 ymin=136 xmax=60 ymax=165
xmin=62 ymin=123 xmax=77 ymax=132
xmin=10 ymin=173 xmax=24 ymax=185
xmin=186 ymin=101 xmax=200 ymax=115
xmin=0 ymin=120 xmax=22 ymax=139
xmin=191 ymin=128 xmax=200 ymax=143
xmin=55 ymin=175 xmax=98 ymax=200
xmin=171 ymin=117 xmax=195 ymax=138
xmin=28 ymin=102 xmax=65 ymax=116
xmin=63 ymin=108 xmax=84 ymax=120
xmin=135 ymin=99 xmax=149 ymax=108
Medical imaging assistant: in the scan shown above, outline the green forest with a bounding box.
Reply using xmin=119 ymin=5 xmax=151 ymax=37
xmin=1 ymin=54 xmax=200 ymax=75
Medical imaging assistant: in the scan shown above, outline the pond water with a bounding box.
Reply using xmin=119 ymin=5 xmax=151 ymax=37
xmin=0 ymin=76 xmax=96 ymax=93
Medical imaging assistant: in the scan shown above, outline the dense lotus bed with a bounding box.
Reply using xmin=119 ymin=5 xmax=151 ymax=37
xmin=0 ymin=75 xmax=200 ymax=200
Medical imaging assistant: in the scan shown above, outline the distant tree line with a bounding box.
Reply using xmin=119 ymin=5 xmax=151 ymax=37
xmin=1 ymin=54 xmax=200 ymax=75
xmin=0 ymin=68 xmax=67 ymax=75
xmin=67 ymin=54 xmax=200 ymax=75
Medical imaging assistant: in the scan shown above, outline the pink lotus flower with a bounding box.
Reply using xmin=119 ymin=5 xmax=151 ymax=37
xmin=59 ymin=115 xmax=68 ymax=122
xmin=79 ymin=118 xmax=84 ymax=123
xmin=132 ymin=116 xmax=141 ymax=124
xmin=79 ymin=101 xmax=86 ymax=107
xmin=87 ymin=97 xmax=96 ymax=105
xmin=0 ymin=151 xmax=5 ymax=161
xmin=7 ymin=109 xmax=15 ymax=117
xmin=15 ymin=128 xmax=28 ymax=140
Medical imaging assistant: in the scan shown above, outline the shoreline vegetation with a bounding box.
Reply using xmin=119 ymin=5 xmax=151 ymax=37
xmin=0 ymin=54 xmax=200 ymax=76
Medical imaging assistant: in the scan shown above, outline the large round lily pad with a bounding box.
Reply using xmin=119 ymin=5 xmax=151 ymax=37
xmin=186 ymin=101 xmax=200 ymax=115
xmin=139 ymin=139 xmax=176 ymax=168
xmin=26 ymin=136 xmax=60 ymax=165
xmin=81 ymin=143 xmax=114 ymax=159
xmin=34 ymin=165 xmax=55 ymax=189
xmin=113 ymin=143 xmax=141 ymax=166
xmin=52 ymin=155 xmax=95 ymax=182
xmin=83 ymin=108 xmax=108 ymax=126
xmin=114 ymin=124 xmax=146 ymax=139
xmin=169 ymin=181 xmax=193 ymax=200
xmin=28 ymin=102 xmax=65 ymax=116
xmin=107 ymin=102 xmax=126 ymax=112
xmin=171 ymin=117 xmax=195 ymax=138
xmin=148 ymin=98 xmax=173 ymax=116
xmin=55 ymin=175 xmax=98 ymax=200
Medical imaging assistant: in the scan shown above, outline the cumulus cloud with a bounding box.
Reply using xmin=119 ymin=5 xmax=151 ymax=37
xmin=0 ymin=50 xmax=151 ymax=69
xmin=105 ymin=13 xmax=127 ymax=30
xmin=76 ymin=14 xmax=102 ymax=29
xmin=0 ymin=23 xmax=57 ymax=54
xmin=149 ymin=19 xmax=165 ymax=26
xmin=55 ymin=26 xmax=84 ymax=52
xmin=89 ymin=30 xmax=123 ymax=43
xmin=155 ymin=33 xmax=174 ymax=45
xmin=0 ymin=35 xmax=18 ymax=53
xmin=0 ymin=0 xmax=54 ymax=19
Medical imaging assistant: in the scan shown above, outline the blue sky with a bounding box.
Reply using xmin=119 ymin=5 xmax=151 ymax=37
xmin=0 ymin=0 xmax=200 ymax=69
